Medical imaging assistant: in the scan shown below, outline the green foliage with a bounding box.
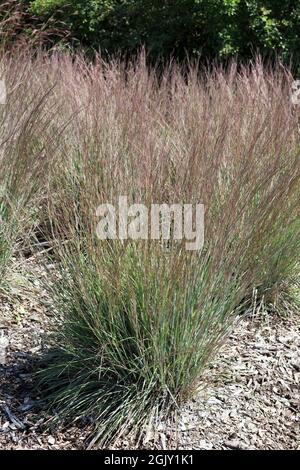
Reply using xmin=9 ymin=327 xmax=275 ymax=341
xmin=38 ymin=241 xmax=240 ymax=446
xmin=28 ymin=0 xmax=300 ymax=66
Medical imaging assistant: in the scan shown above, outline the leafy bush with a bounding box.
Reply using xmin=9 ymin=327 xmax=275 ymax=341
xmin=28 ymin=1 xmax=300 ymax=67
xmin=0 ymin=0 xmax=70 ymax=52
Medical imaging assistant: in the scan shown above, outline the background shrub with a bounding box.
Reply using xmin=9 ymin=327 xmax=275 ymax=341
xmin=27 ymin=1 xmax=300 ymax=69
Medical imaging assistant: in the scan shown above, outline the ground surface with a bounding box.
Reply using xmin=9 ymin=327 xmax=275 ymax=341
xmin=0 ymin=262 xmax=299 ymax=450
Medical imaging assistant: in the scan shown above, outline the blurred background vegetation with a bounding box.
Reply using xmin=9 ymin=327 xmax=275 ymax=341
xmin=1 ymin=1 xmax=299 ymax=69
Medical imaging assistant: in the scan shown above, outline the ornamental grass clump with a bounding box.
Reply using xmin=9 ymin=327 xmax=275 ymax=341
xmin=0 ymin=52 xmax=62 ymax=291
xmin=28 ymin=54 xmax=300 ymax=445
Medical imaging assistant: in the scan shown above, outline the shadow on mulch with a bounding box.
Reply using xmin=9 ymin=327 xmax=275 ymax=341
xmin=0 ymin=351 xmax=91 ymax=449
xmin=1 ymin=351 xmax=45 ymax=431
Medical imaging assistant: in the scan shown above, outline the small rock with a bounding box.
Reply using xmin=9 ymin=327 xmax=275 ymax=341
xmin=224 ymin=439 xmax=248 ymax=450
xmin=2 ymin=421 xmax=10 ymax=431
xmin=48 ymin=436 xmax=56 ymax=445
xmin=0 ymin=333 xmax=9 ymax=365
